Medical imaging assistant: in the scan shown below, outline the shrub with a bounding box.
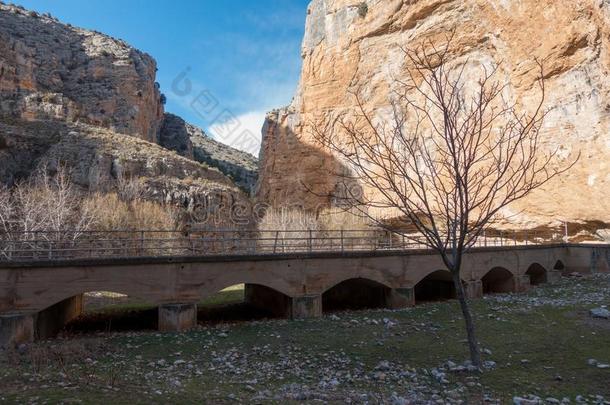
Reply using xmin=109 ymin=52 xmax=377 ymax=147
xmin=258 ymin=208 xmax=319 ymax=232
xmin=84 ymin=193 xmax=178 ymax=231
xmin=116 ymin=175 xmax=145 ymax=202
xmin=257 ymin=208 xmax=319 ymax=252
xmin=317 ymin=207 xmax=371 ymax=232
xmin=257 ymin=207 xmax=378 ymax=252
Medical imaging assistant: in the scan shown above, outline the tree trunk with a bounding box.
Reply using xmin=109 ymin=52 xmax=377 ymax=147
xmin=452 ymin=271 xmax=481 ymax=368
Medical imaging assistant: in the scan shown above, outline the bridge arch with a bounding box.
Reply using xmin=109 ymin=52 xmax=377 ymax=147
xmin=29 ymin=288 xmax=158 ymax=340
xmin=199 ymin=276 xmax=295 ymax=301
xmin=322 ymin=278 xmax=393 ymax=312
xmin=481 ymin=267 xmax=515 ymax=294
xmin=526 ymin=263 xmax=548 ymax=286
xmin=197 ymin=273 xmax=294 ymax=320
xmin=32 ymin=285 xmax=158 ymax=316
xmin=414 ymin=270 xmax=459 ymax=303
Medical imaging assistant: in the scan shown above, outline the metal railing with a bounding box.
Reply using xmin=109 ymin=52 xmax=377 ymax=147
xmin=0 ymin=228 xmax=568 ymax=262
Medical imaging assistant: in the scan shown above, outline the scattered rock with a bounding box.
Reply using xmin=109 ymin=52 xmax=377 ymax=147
xmin=590 ymin=307 xmax=610 ymax=319
xmin=483 ymin=360 xmax=497 ymax=370
xmin=513 ymin=396 xmax=541 ymax=405
xmin=597 ymin=363 xmax=610 ymax=369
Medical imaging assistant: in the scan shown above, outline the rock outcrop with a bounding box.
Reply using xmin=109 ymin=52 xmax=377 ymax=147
xmin=0 ymin=117 xmax=251 ymax=218
xmin=0 ymin=3 xmax=163 ymax=142
xmin=258 ymin=0 xmax=610 ymax=230
xmin=0 ymin=3 xmax=256 ymax=224
xmin=160 ymin=114 xmax=258 ymax=194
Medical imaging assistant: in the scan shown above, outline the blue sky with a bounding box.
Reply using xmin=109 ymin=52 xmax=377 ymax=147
xmin=15 ymin=0 xmax=311 ymax=155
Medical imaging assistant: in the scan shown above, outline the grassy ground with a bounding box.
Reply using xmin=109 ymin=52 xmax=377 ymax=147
xmin=83 ymin=285 xmax=245 ymax=314
xmin=1 ymin=276 xmax=609 ymax=404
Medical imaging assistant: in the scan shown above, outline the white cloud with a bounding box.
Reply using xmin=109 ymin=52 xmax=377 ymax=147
xmin=208 ymin=110 xmax=267 ymax=157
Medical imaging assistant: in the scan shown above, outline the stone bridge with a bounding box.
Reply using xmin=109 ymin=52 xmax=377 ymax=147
xmin=1 ymin=244 xmax=609 ymax=347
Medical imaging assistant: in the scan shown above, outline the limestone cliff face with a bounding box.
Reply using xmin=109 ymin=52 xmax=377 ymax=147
xmin=0 ymin=4 xmax=253 ymax=223
xmin=0 ymin=117 xmax=251 ymax=218
xmin=259 ymin=0 xmax=610 ymax=229
xmin=160 ymin=114 xmax=259 ymax=194
xmin=0 ymin=3 xmax=163 ymax=142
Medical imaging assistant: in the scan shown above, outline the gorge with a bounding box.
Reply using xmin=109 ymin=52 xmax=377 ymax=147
xmin=258 ymin=0 xmax=610 ymax=236
xmin=0 ymin=0 xmax=609 ymax=236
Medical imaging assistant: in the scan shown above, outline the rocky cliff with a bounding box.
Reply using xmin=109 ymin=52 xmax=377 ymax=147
xmin=0 ymin=3 xmax=255 ymax=223
xmin=0 ymin=3 xmax=163 ymax=142
xmin=258 ymin=0 xmax=610 ymax=231
xmin=160 ymin=114 xmax=258 ymax=194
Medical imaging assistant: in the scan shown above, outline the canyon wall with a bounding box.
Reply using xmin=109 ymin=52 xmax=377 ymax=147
xmin=0 ymin=4 xmax=164 ymax=142
xmin=0 ymin=3 xmax=253 ymax=223
xmin=258 ymin=0 xmax=610 ymax=230
xmin=160 ymin=114 xmax=259 ymax=193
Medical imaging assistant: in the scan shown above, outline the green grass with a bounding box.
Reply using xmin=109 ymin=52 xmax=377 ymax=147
xmin=84 ymin=285 xmax=245 ymax=315
xmin=199 ymin=284 xmax=244 ymax=307
xmin=1 ymin=277 xmax=609 ymax=404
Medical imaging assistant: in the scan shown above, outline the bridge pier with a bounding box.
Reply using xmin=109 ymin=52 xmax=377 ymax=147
xmin=36 ymin=295 xmax=83 ymax=339
xmin=0 ymin=313 xmax=35 ymax=348
xmin=1 ymin=295 xmax=84 ymax=348
xmin=245 ymin=285 xmax=323 ymax=319
xmin=290 ymin=295 xmax=322 ymax=319
xmin=464 ymin=280 xmax=483 ymax=299
xmin=158 ymin=303 xmax=197 ymax=332
xmin=245 ymin=284 xmax=293 ymax=318
xmin=516 ymin=275 xmax=532 ymax=293
xmin=547 ymin=270 xmax=562 ymax=284
xmin=386 ymin=288 xmax=416 ymax=309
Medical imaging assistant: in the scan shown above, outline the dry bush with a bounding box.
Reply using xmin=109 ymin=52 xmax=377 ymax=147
xmin=83 ymin=193 xmax=182 ymax=256
xmin=6 ymin=340 xmax=106 ymax=376
xmin=116 ymin=175 xmax=145 ymax=202
xmin=258 ymin=208 xmax=319 ymax=232
xmin=257 ymin=207 xmax=383 ymax=252
xmin=257 ymin=208 xmax=320 ymax=252
xmin=0 ymin=186 xmax=14 ymax=235
xmin=84 ymin=193 xmax=178 ymax=231
xmin=0 ymin=166 xmax=184 ymax=259
xmin=317 ymin=207 xmax=372 ymax=232
xmin=8 ymin=166 xmax=94 ymax=239
xmin=317 ymin=207 xmax=381 ymax=250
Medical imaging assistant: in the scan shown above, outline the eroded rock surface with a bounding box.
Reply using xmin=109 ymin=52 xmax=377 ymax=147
xmin=258 ymin=0 xmax=610 ymax=230
xmin=160 ymin=114 xmax=258 ymax=194
xmin=0 ymin=3 xmax=254 ymax=222
xmin=0 ymin=117 xmax=251 ymax=218
xmin=0 ymin=3 xmax=163 ymax=142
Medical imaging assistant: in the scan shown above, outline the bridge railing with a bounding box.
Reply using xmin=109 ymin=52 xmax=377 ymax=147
xmin=0 ymin=228 xmax=566 ymax=262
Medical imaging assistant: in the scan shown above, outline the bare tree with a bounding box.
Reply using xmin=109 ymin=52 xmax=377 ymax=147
xmin=0 ymin=186 xmax=15 ymax=256
xmin=311 ymin=35 xmax=578 ymax=367
xmin=33 ymin=166 xmax=95 ymax=241
xmin=0 ymin=166 xmax=95 ymax=259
